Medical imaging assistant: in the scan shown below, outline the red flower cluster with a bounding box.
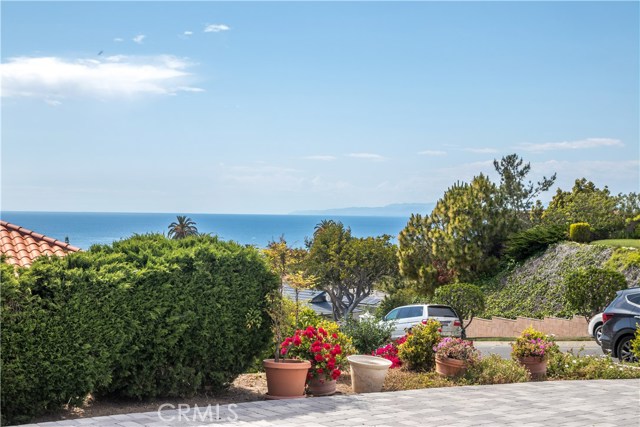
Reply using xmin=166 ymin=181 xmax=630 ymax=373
xmin=372 ymin=335 xmax=407 ymax=368
xmin=281 ymin=326 xmax=344 ymax=381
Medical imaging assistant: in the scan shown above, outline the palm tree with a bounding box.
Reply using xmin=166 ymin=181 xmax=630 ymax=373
xmin=313 ymin=219 xmax=338 ymax=237
xmin=168 ymin=215 xmax=199 ymax=239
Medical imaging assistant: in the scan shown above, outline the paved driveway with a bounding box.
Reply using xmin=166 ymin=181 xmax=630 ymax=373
xmin=20 ymin=379 xmax=639 ymax=427
xmin=474 ymin=340 xmax=603 ymax=359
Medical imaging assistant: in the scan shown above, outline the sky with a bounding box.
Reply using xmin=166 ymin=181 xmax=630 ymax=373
xmin=1 ymin=1 xmax=639 ymax=214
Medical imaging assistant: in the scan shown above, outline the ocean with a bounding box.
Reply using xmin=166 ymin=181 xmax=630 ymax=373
xmin=0 ymin=211 xmax=410 ymax=250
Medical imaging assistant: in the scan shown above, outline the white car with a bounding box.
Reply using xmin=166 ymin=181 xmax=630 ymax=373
xmin=588 ymin=313 xmax=604 ymax=346
xmin=382 ymin=304 xmax=463 ymax=339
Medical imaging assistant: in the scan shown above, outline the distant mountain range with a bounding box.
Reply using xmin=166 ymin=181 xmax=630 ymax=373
xmin=290 ymin=203 xmax=436 ymax=217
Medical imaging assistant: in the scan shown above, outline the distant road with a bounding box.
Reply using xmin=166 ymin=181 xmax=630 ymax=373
xmin=474 ymin=340 xmax=603 ymax=359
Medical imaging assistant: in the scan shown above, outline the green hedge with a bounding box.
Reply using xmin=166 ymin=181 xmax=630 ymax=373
xmin=1 ymin=234 xmax=278 ymax=425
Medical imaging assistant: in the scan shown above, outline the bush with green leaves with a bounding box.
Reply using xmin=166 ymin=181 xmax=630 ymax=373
xmin=569 ymin=222 xmax=592 ymax=243
xmin=504 ymin=225 xmax=566 ymax=261
xmin=564 ymin=267 xmax=627 ymax=321
xmin=465 ymin=354 xmax=530 ymax=384
xmin=1 ymin=234 xmax=278 ymax=425
xmin=433 ymin=283 xmax=485 ymax=335
xmin=547 ymin=351 xmax=640 ymax=380
xmin=632 ymin=329 xmax=640 ymax=360
xmin=397 ymin=320 xmax=441 ymax=372
xmin=342 ymin=315 xmax=394 ymax=354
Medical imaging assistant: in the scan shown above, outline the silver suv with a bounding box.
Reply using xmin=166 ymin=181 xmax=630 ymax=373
xmin=382 ymin=304 xmax=462 ymax=339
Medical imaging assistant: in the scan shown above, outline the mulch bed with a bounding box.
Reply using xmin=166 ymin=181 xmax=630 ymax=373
xmin=33 ymin=373 xmax=355 ymax=423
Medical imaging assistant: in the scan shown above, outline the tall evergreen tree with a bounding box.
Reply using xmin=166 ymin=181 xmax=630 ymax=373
xmin=493 ymin=153 xmax=556 ymax=229
xmin=399 ymin=174 xmax=509 ymax=294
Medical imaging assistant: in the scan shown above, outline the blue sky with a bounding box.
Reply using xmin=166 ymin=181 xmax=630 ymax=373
xmin=1 ymin=1 xmax=638 ymax=214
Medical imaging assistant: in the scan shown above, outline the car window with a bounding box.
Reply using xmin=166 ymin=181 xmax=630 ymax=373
xmin=428 ymin=306 xmax=457 ymax=317
xmin=398 ymin=306 xmax=424 ymax=319
xmin=385 ymin=308 xmax=400 ymax=321
xmin=627 ymin=293 xmax=640 ymax=306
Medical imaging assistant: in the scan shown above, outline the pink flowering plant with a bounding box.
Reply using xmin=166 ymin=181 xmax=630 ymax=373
xmin=433 ymin=337 xmax=480 ymax=364
xmin=510 ymin=326 xmax=558 ymax=360
xmin=280 ymin=323 xmax=352 ymax=382
xmin=372 ymin=336 xmax=407 ymax=368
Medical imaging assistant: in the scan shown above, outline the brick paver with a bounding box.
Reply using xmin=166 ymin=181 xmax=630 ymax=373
xmin=18 ymin=379 xmax=640 ymax=427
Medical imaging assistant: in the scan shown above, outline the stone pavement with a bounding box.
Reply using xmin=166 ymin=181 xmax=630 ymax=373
xmin=19 ymin=379 xmax=640 ymax=427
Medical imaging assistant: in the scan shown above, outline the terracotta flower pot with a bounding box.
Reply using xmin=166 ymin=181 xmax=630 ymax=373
xmin=518 ymin=356 xmax=547 ymax=378
xmin=307 ymin=377 xmax=337 ymax=396
xmin=263 ymin=359 xmax=311 ymax=399
xmin=435 ymin=356 xmax=468 ymax=377
xmin=347 ymin=355 xmax=392 ymax=393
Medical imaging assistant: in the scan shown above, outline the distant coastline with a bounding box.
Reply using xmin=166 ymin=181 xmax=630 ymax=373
xmin=290 ymin=202 xmax=435 ymax=217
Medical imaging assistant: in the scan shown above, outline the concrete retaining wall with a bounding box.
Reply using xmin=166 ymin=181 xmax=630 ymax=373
xmin=465 ymin=316 xmax=590 ymax=338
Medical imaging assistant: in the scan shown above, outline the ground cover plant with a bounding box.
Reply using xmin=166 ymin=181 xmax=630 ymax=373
xmin=592 ymin=239 xmax=640 ymax=248
xmin=547 ymin=351 xmax=640 ymax=380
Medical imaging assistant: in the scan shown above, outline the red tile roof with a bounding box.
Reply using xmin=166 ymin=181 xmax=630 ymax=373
xmin=0 ymin=220 xmax=80 ymax=268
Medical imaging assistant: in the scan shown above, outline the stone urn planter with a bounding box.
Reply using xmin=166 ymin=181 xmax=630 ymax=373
xmin=518 ymin=356 xmax=547 ymax=378
xmin=347 ymin=355 xmax=392 ymax=393
xmin=435 ymin=356 xmax=468 ymax=377
xmin=263 ymin=359 xmax=311 ymax=399
xmin=307 ymin=378 xmax=337 ymax=396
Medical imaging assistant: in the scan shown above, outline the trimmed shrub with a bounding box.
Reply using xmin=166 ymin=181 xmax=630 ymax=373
xmin=504 ymin=225 xmax=566 ymax=261
xmin=342 ymin=315 xmax=394 ymax=354
xmin=1 ymin=235 xmax=278 ymax=425
xmin=1 ymin=258 xmax=131 ymax=425
xmin=397 ymin=320 xmax=441 ymax=372
xmin=564 ymin=267 xmax=627 ymax=321
xmin=465 ymin=354 xmax=530 ymax=384
xmin=569 ymin=222 xmax=592 ymax=243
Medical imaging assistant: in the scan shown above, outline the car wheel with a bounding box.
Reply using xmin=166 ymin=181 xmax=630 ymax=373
xmin=593 ymin=324 xmax=603 ymax=346
xmin=616 ymin=336 xmax=638 ymax=363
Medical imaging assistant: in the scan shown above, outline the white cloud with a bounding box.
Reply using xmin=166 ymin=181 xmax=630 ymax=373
xmin=418 ymin=150 xmax=447 ymax=156
xmin=1 ymin=55 xmax=203 ymax=100
xmin=113 ymin=37 xmax=124 ymax=42
xmin=463 ymin=147 xmax=499 ymax=154
xmin=44 ymin=99 xmax=62 ymax=107
xmin=176 ymin=86 xmax=205 ymax=93
xmin=132 ymin=34 xmax=146 ymax=44
xmin=304 ymin=155 xmax=336 ymax=161
xmin=347 ymin=153 xmax=385 ymax=161
xmin=518 ymin=138 xmax=624 ymax=152
xmin=204 ymin=24 xmax=230 ymax=33
xmin=183 ymin=31 xmax=193 ymax=36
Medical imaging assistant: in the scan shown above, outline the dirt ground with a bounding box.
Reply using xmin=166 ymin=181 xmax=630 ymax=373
xmin=34 ymin=373 xmax=354 ymax=423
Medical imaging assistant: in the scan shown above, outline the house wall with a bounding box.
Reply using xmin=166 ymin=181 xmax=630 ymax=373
xmin=465 ymin=316 xmax=590 ymax=339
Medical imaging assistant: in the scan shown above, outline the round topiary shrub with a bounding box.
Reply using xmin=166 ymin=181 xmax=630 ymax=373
xmin=563 ymin=267 xmax=627 ymax=321
xmin=569 ymin=222 xmax=592 ymax=243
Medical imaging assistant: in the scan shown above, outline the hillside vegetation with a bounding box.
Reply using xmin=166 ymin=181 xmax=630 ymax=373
xmin=484 ymin=242 xmax=639 ymax=319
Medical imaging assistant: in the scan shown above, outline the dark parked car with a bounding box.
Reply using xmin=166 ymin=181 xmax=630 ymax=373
xmin=600 ymin=287 xmax=640 ymax=363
